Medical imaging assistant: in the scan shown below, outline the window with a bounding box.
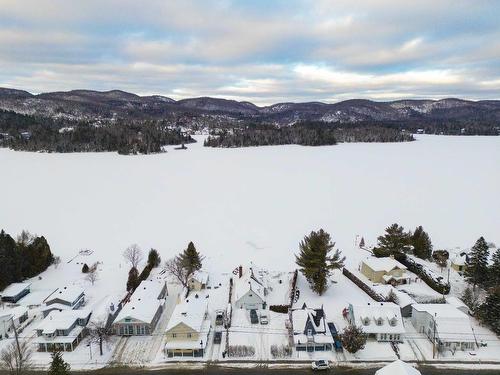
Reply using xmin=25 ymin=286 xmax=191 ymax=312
xmin=307 ymin=329 xmax=313 ymax=336
xmin=363 ymin=318 xmax=370 ymax=326
xmin=376 ymin=318 xmax=383 ymax=326
xmin=172 ymin=333 xmax=177 ymax=338
xmin=187 ymin=333 xmax=192 ymax=338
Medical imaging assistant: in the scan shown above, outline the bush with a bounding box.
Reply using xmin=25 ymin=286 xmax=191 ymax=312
xmin=341 ymin=325 xmax=367 ymax=353
xmin=227 ymin=345 xmax=255 ymax=358
xmin=270 ymin=345 xmax=292 ymax=358
xmin=269 ymin=305 xmax=289 ymax=314
xmin=147 ymin=249 xmax=161 ymax=268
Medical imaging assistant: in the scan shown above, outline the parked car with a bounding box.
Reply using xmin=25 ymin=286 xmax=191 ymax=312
xmin=311 ymin=360 xmax=330 ymax=371
xmin=213 ymin=331 xmax=222 ymax=344
xmin=260 ymin=313 xmax=269 ymax=324
xmin=215 ymin=310 xmax=225 ymax=326
xmin=250 ymin=309 xmax=259 ymax=324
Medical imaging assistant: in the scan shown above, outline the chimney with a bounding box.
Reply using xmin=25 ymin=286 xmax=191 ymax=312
xmin=238 ymin=265 xmax=243 ymax=278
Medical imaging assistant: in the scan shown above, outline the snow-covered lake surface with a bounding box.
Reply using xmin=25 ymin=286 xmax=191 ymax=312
xmin=1 ymin=135 xmax=499 ymax=271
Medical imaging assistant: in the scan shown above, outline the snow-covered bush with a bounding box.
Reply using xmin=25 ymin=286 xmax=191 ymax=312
xmin=270 ymin=344 xmax=292 ymax=358
xmin=227 ymin=345 xmax=255 ymax=358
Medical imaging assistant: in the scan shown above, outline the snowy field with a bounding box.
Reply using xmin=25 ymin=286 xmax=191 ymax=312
xmin=0 ymin=135 xmax=499 ymax=273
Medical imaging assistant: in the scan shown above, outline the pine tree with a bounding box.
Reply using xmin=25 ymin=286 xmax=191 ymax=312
xmin=479 ymin=287 xmax=500 ymax=334
xmin=295 ymin=229 xmax=345 ymax=295
xmin=465 ymin=237 xmax=490 ymax=288
xmin=147 ymin=248 xmax=161 ymax=268
xmin=179 ymin=242 xmax=203 ymax=276
xmin=48 ymin=351 xmax=71 ymax=375
xmin=82 ymin=263 xmax=89 ymax=273
xmin=461 ymin=286 xmax=479 ymax=313
xmin=126 ymin=267 xmax=140 ymax=291
xmin=411 ymin=226 xmax=433 ymax=259
xmin=341 ymin=325 xmax=367 ymax=353
xmin=359 ymin=237 xmax=365 ymax=248
xmin=489 ymin=248 xmax=500 ymax=287
xmin=375 ymin=223 xmax=410 ymax=257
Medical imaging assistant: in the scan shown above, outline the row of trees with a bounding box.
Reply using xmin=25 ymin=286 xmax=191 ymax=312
xmin=123 ymin=245 xmax=162 ymax=292
xmin=0 ymin=229 xmax=55 ymax=291
xmin=374 ymin=223 xmax=433 ymax=260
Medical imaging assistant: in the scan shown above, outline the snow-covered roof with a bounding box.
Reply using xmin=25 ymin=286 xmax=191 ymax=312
xmin=166 ymin=296 xmax=209 ymax=333
xmin=36 ymin=309 xmax=91 ymax=334
xmin=362 ymin=257 xmax=407 ymax=273
xmin=1 ymin=282 xmax=31 ymax=297
xmin=451 ymin=253 xmax=467 ymax=266
xmin=375 ymin=360 xmax=421 ymax=375
xmin=164 ymin=319 xmax=211 ymax=350
xmin=190 ymin=270 xmax=209 ymax=284
xmin=234 ymin=266 xmax=266 ymax=302
xmin=45 ymin=286 xmax=84 ymax=304
xmin=115 ymin=279 xmax=166 ymax=324
xmin=446 ymin=296 xmax=468 ymax=312
xmin=291 ymin=306 xmax=326 ymax=334
xmin=9 ymin=305 xmax=28 ymax=320
xmin=412 ymin=304 xmax=474 ymax=342
xmin=350 ymin=302 xmax=405 ymax=334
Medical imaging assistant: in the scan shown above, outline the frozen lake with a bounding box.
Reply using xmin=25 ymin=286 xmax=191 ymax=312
xmin=0 ymin=135 xmax=498 ymax=272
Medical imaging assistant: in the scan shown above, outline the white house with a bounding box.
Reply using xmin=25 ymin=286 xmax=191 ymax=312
xmin=0 ymin=306 xmax=29 ymax=340
xmin=43 ymin=286 xmax=85 ymax=316
xmin=233 ymin=265 xmax=267 ymax=310
xmin=411 ymin=304 xmax=475 ymax=352
xmin=113 ymin=279 xmax=167 ymax=336
xmin=164 ymin=297 xmax=211 ymax=358
xmin=347 ymin=302 xmax=405 ymax=342
xmin=188 ymin=271 xmax=209 ymax=291
xmin=291 ymin=305 xmax=334 ymax=352
xmin=35 ymin=309 xmax=92 ymax=352
xmin=375 ymin=360 xmax=422 ymax=375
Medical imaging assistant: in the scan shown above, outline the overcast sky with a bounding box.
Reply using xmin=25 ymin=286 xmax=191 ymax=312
xmin=0 ymin=0 xmax=499 ymax=105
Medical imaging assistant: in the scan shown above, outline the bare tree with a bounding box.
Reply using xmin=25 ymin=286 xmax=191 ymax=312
xmin=164 ymin=257 xmax=189 ymax=288
xmin=123 ymin=244 xmax=143 ymax=269
xmin=85 ymin=262 xmax=99 ymax=285
xmin=88 ymin=318 xmax=112 ymax=356
xmin=0 ymin=340 xmax=33 ymax=375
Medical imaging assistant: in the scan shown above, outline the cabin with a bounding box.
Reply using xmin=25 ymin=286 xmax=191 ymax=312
xmin=291 ymin=305 xmax=334 ymax=352
xmin=43 ymin=286 xmax=85 ymax=316
xmin=188 ymin=271 xmax=209 ymax=291
xmin=35 ymin=309 xmax=92 ymax=352
xmin=0 ymin=283 xmax=31 ymax=303
xmin=112 ymin=279 xmax=167 ymax=336
xmin=347 ymin=302 xmax=405 ymax=342
xmin=233 ymin=265 xmax=267 ymax=310
xmin=450 ymin=252 xmax=468 ymax=273
xmin=360 ymin=257 xmax=409 ymax=285
xmin=164 ymin=297 xmax=211 ymax=358
xmin=410 ymin=304 xmax=475 ymax=352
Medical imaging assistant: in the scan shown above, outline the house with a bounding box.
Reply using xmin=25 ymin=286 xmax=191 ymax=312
xmin=410 ymin=304 xmax=475 ymax=352
xmin=0 ymin=306 xmax=29 ymax=340
xmin=233 ymin=265 xmax=267 ymax=310
xmin=0 ymin=282 xmax=31 ymax=303
xmin=360 ymin=257 xmax=409 ymax=285
xmin=164 ymin=297 xmax=211 ymax=358
xmin=0 ymin=313 xmax=13 ymax=340
xmin=34 ymin=309 xmax=92 ymax=352
xmin=347 ymin=302 xmax=405 ymax=342
xmin=375 ymin=360 xmax=422 ymax=375
xmin=291 ymin=305 xmax=334 ymax=352
xmin=112 ymin=279 xmax=167 ymax=335
xmin=188 ymin=271 xmax=209 ymax=291
xmin=43 ymin=286 xmax=85 ymax=316
xmin=451 ymin=252 xmax=468 ymax=272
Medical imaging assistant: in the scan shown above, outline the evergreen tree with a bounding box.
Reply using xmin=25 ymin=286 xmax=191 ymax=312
xmin=126 ymin=267 xmax=140 ymax=291
xmin=48 ymin=351 xmax=71 ymax=375
xmin=341 ymin=325 xmax=367 ymax=353
xmin=359 ymin=237 xmax=365 ymax=248
xmin=479 ymin=287 xmax=500 ymax=334
xmin=147 ymin=248 xmax=161 ymax=268
xmin=179 ymin=242 xmax=203 ymax=276
xmin=0 ymin=230 xmax=21 ymax=290
xmin=411 ymin=226 xmax=433 ymax=259
xmin=465 ymin=237 xmax=490 ymax=288
xmin=375 ymin=223 xmax=410 ymax=257
xmin=295 ymin=229 xmax=345 ymax=295
xmin=489 ymin=248 xmax=500 ymax=287
xmin=81 ymin=263 xmax=89 ymax=273
xmin=461 ymin=286 xmax=479 ymax=313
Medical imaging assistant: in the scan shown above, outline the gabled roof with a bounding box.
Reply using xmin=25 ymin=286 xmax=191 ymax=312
xmin=115 ymin=279 xmax=166 ymax=324
xmin=363 ymin=257 xmax=407 ymax=273
xmin=234 ymin=266 xmax=266 ymax=302
xmin=291 ymin=306 xmax=326 ymax=335
xmin=375 ymin=360 xmax=421 ymax=375
xmin=1 ymin=282 xmax=31 ymax=298
xmin=45 ymin=286 xmax=84 ymax=304
xmin=166 ymin=296 xmax=208 ymax=333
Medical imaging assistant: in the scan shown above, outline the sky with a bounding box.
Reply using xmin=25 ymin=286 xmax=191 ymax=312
xmin=0 ymin=0 xmax=499 ymax=105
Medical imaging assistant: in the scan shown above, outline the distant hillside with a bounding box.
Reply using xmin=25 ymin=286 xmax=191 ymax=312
xmin=1 ymin=87 xmax=499 ymax=128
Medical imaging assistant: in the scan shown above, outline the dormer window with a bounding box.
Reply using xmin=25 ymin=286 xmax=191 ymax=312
xmin=376 ymin=318 xmax=383 ymax=326
xmin=389 ymin=318 xmax=397 ymax=327
xmin=363 ymin=317 xmax=370 ymax=326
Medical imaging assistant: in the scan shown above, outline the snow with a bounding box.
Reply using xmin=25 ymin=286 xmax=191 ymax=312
xmin=350 ymin=302 xmax=405 ymax=335
xmin=375 ymin=359 xmax=421 ymax=375
xmin=0 ymin=282 xmax=31 ymax=298
xmin=35 ymin=309 xmax=91 ymax=334
xmin=165 ymin=296 xmax=208 ymax=332
xmin=362 ymin=257 xmax=407 ymax=272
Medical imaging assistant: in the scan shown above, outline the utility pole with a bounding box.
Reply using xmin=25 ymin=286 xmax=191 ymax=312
xmin=432 ymin=313 xmax=437 ymax=359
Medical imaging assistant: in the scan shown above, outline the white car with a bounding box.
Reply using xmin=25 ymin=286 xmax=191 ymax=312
xmin=311 ymin=360 xmax=330 ymax=371
xmin=259 ymin=313 xmax=269 ymax=324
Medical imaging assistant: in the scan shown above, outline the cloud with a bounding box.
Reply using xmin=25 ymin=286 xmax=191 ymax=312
xmin=0 ymin=0 xmax=499 ymax=104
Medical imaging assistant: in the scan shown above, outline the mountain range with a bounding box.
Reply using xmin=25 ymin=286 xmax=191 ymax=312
xmin=1 ymin=87 xmax=500 ymax=125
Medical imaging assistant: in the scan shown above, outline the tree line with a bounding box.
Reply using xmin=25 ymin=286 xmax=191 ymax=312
xmin=0 ymin=229 xmax=55 ymax=291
